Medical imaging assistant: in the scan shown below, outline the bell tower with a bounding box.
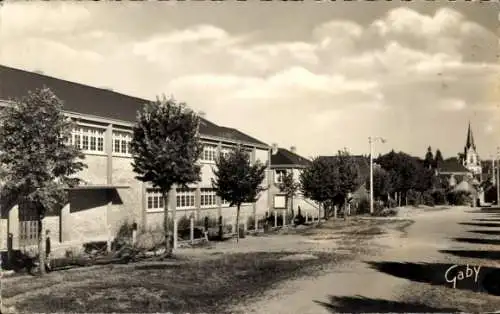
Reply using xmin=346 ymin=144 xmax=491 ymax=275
xmin=463 ymin=122 xmax=482 ymax=176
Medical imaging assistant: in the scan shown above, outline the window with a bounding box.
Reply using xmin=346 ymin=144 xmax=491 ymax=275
xmin=71 ymin=126 xmax=105 ymax=153
xmin=176 ymin=188 xmax=196 ymax=209
xmin=146 ymin=189 xmax=165 ymax=211
xmin=201 ymin=144 xmax=217 ymax=162
xmin=113 ymin=131 xmax=132 ymax=156
xmin=275 ymin=169 xmax=287 ymax=184
xmin=200 ymin=188 xmax=217 ymax=208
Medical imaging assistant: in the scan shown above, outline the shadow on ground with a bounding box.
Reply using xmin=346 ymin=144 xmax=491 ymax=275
xmin=452 ymin=237 xmax=500 ymax=245
xmin=459 ymin=222 xmax=500 ymax=228
xmin=314 ymin=295 xmax=458 ymax=313
xmin=366 ymin=261 xmax=500 ymax=296
xmin=439 ymin=249 xmax=500 ymax=261
xmin=473 ymin=219 xmax=500 ymax=222
xmin=470 ymin=230 xmax=500 ymax=236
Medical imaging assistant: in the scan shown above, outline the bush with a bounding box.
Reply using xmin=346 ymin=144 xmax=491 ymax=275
xmin=373 ymin=208 xmax=398 ymax=217
xmin=294 ymin=207 xmax=306 ymax=225
xmin=387 ymin=198 xmax=398 ymax=208
xmin=422 ymin=190 xmax=435 ymax=207
xmin=447 ymin=190 xmax=472 ymax=206
xmin=431 ymin=189 xmax=447 ymax=205
xmin=485 ymin=186 xmax=498 ymax=203
xmin=177 ymin=215 xmax=191 ymax=232
xmin=407 ymin=189 xmax=421 ymax=207
xmin=247 ymin=216 xmax=256 ymax=230
xmin=357 ymin=197 xmax=370 ymax=214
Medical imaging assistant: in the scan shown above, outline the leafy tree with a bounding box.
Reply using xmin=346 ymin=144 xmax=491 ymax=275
xmin=300 ymin=149 xmax=361 ymax=219
xmin=0 ymin=88 xmax=86 ymax=275
xmin=278 ymin=170 xmax=300 ymax=215
xmin=130 ymin=96 xmax=202 ymax=256
xmin=212 ymin=146 xmax=267 ymax=242
xmin=365 ymin=166 xmax=392 ymax=202
xmin=424 ymin=146 xmax=434 ymax=169
xmin=434 ymin=149 xmax=444 ymax=169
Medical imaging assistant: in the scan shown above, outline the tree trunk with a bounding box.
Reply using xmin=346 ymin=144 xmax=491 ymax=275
xmin=38 ymin=217 xmax=46 ymax=276
xmin=163 ymin=192 xmax=173 ymax=258
xmin=236 ymin=205 xmax=241 ymax=243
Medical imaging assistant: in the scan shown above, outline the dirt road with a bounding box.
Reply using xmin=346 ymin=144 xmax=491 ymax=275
xmin=231 ymin=206 xmax=500 ymax=313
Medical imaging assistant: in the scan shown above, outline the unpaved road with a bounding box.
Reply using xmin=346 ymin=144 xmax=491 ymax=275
xmin=232 ymin=206 xmax=500 ymax=313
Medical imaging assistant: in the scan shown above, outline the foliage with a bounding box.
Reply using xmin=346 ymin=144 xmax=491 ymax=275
xmin=424 ymin=146 xmax=434 ymax=169
xmin=357 ymin=197 xmax=371 ymax=214
xmin=421 ymin=190 xmax=435 ymax=206
xmin=177 ymin=215 xmax=191 ymax=231
xmin=279 ymin=170 xmax=300 ymax=211
xmin=130 ymin=96 xmax=202 ymax=193
xmin=485 ymin=185 xmax=498 ymax=203
xmin=434 ymin=149 xmax=444 ymax=169
xmin=431 ymin=189 xmax=447 ymax=205
xmin=373 ymin=207 xmax=398 ymax=217
xmin=130 ymin=96 xmax=202 ymax=255
xmin=0 ymin=88 xmax=86 ymax=217
xmin=0 ymin=88 xmax=86 ymax=275
xmin=365 ymin=166 xmax=392 ymax=201
xmin=294 ymin=207 xmax=306 ymax=225
xmin=447 ymin=190 xmax=471 ymax=206
xmin=212 ymin=145 xmax=267 ymax=241
xmin=300 ymin=149 xmax=361 ymax=217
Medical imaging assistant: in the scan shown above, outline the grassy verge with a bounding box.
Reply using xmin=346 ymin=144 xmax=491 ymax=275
xmin=5 ymin=251 xmax=351 ymax=313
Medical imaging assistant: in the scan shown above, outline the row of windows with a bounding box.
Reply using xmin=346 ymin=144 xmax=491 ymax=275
xmin=146 ymin=188 xmax=236 ymax=210
xmin=69 ymin=127 xmax=105 ymax=153
xmin=200 ymin=145 xmax=253 ymax=162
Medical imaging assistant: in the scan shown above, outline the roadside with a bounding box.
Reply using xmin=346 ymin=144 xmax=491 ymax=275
xmin=1 ymin=215 xmax=412 ymax=314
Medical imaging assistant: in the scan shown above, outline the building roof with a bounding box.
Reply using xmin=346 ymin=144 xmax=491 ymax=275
xmin=318 ymin=155 xmax=371 ymax=180
xmin=271 ymin=148 xmax=312 ymax=168
xmin=437 ymin=158 xmax=470 ymax=173
xmin=0 ymin=65 xmax=268 ymax=147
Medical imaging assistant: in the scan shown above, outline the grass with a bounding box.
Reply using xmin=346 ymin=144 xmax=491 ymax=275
xmin=5 ymin=251 xmax=350 ymax=313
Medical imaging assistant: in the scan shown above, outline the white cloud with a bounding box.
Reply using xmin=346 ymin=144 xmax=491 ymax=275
xmin=0 ymin=2 xmax=91 ymax=38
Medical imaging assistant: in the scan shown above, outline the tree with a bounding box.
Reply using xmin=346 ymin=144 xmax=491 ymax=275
xmin=300 ymin=150 xmax=361 ymax=219
xmin=278 ymin=170 xmax=300 ymax=215
xmin=0 ymin=88 xmax=86 ymax=275
xmin=434 ymin=149 xmax=444 ymax=169
xmin=365 ymin=166 xmax=392 ymax=202
xmin=130 ymin=96 xmax=202 ymax=257
xmin=211 ymin=146 xmax=267 ymax=242
xmin=424 ymin=146 xmax=434 ymax=169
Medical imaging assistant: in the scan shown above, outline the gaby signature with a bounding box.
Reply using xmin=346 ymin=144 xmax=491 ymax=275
xmin=445 ymin=264 xmax=481 ymax=289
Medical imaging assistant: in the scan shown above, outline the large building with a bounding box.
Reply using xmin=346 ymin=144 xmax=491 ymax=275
xmin=0 ymin=65 xmax=272 ymax=251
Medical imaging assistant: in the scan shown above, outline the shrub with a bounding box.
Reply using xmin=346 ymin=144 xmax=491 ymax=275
xmin=177 ymin=215 xmax=191 ymax=232
xmin=422 ymin=190 xmax=435 ymax=207
xmin=447 ymin=190 xmax=472 ymax=206
xmin=294 ymin=207 xmax=306 ymax=225
xmin=373 ymin=207 xmax=398 ymax=217
xmin=357 ymin=197 xmax=370 ymax=214
xmin=431 ymin=189 xmax=447 ymax=205
xmin=407 ymin=189 xmax=421 ymax=207
xmin=387 ymin=198 xmax=398 ymax=208
xmin=247 ymin=215 xmax=256 ymax=230
xmin=485 ymin=186 xmax=498 ymax=203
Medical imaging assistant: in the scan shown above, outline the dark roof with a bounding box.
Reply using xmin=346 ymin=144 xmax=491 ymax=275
xmin=465 ymin=122 xmax=476 ymax=151
xmin=0 ymin=65 xmax=268 ymax=147
xmin=437 ymin=158 xmax=470 ymax=173
xmin=318 ymin=155 xmax=371 ymax=180
xmin=271 ymin=148 xmax=311 ymax=168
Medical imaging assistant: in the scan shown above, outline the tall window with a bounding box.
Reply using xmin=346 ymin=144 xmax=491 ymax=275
xmin=113 ymin=131 xmax=132 ymax=156
xmin=176 ymin=188 xmax=196 ymax=209
xmin=146 ymin=189 xmax=165 ymax=211
xmin=200 ymin=188 xmax=217 ymax=208
xmin=201 ymin=144 xmax=217 ymax=162
xmin=71 ymin=126 xmax=105 ymax=153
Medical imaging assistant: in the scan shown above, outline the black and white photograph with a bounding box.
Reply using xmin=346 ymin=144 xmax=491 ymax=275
xmin=1 ymin=0 xmax=500 ymax=313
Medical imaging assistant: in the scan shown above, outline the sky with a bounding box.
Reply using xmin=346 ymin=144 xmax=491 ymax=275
xmin=1 ymin=0 xmax=499 ymax=160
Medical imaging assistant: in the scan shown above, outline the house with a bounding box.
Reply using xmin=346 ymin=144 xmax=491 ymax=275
xmin=269 ymin=145 xmax=318 ymax=218
xmin=0 ymin=65 xmax=272 ymax=252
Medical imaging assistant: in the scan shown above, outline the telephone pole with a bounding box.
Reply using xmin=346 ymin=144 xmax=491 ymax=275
xmin=369 ymin=136 xmax=386 ymax=214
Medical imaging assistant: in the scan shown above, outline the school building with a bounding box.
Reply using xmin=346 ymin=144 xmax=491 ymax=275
xmin=0 ymin=65 xmax=272 ymax=251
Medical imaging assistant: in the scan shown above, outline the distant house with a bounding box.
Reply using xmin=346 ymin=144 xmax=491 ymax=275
xmin=269 ymin=145 xmax=319 ymax=217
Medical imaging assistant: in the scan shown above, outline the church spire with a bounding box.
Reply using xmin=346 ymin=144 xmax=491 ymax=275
xmin=466 ymin=121 xmax=475 ymax=150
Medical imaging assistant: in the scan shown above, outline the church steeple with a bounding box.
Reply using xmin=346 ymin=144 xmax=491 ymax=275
xmin=465 ymin=121 xmax=476 ymax=151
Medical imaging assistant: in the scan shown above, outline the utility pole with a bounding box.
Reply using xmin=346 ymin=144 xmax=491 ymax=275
xmin=369 ymin=136 xmax=386 ymax=214
xmin=497 ymin=147 xmax=500 ymax=207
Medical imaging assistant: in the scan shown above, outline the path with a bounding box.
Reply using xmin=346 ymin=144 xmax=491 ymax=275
xmin=231 ymin=206 xmax=497 ymax=313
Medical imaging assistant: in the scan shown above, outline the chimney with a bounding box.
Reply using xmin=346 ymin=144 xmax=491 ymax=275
xmin=290 ymin=146 xmax=296 ymax=153
xmin=198 ymin=111 xmax=206 ymax=119
xmin=271 ymin=143 xmax=278 ymax=155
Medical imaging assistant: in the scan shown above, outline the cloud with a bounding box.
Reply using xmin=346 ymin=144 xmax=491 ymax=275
xmin=1 ymin=4 xmax=498 ymax=156
xmin=0 ymin=2 xmax=92 ymax=38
